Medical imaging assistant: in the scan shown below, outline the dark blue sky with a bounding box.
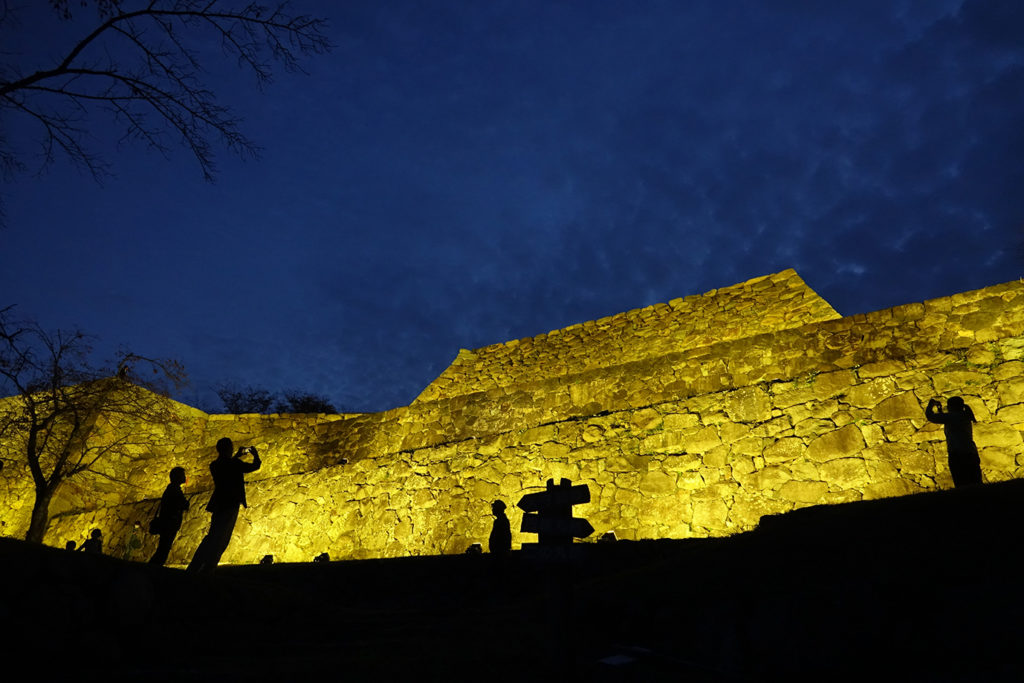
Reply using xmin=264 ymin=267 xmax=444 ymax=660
xmin=2 ymin=0 xmax=1022 ymax=412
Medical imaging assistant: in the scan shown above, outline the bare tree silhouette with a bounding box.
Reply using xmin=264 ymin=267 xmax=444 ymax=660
xmin=0 ymin=0 xmax=330 ymax=211
xmin=215 ymin=383 xmax=338 ymax=414
xmin=0 ymin=305 xmax=186 ymax=543
xmin=215 ymin=382 xmax=277 ymax=414
xmin=276 ymin=389 xmax=336 ymax=414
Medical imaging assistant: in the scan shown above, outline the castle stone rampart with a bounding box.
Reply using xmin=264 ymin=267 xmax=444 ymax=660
xmin=4 ymin=272 xmax=1023 ymax=566
xmin=414 ymin=269 xmax=840 ymax=402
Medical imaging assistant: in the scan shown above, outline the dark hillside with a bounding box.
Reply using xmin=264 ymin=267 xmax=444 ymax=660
xmin=3 ymin=480 xmax=1022 ymax=681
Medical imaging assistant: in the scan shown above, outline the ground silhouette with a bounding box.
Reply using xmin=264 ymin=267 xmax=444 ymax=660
xmin=2 ymin=479 xmax=1023 ymax=681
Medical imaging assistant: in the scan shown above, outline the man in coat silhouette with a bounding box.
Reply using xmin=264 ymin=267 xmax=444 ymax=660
xmin=187 ymin=438 xmax=261 ymax=573
xmin=150 ymin=466 xmax=190 ymax=566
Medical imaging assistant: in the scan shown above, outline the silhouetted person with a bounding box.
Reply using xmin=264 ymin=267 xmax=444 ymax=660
xmin=150 ymin=467 xmax=190 ymax=566
xmin=65 ymin=540 xmax=76 ymax=551
xmin=926 ymin=396 xmax=983 ymax=487
xmin=488 ymin=500 xmax=511 ymax=554
xmin=187 ymin=438 xmax=261 ymax=574
xmin=80 ymin=528 xmax=103 ymax=554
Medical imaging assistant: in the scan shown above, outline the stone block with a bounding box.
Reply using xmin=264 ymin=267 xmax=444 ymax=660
xmin=720 ymin=421 xmax=751 ymax=443
xmin=858 ymin=422 xmax=885 ymax=447
xmin=499 ymin=474 xmax=523 ymax=498
xmin=731 ymin=456 xmax=755 ymax=476
xmin=966 ymin=346 xmax=997 ymax=365
xmin=786 ymin=399 xmax=839 ymax=423
xmin=843 ymin=378 xmax=897 ymax=408
xmin=614 ymin=472 xmax=641 ymax=491
xmin=818 ymin=457 xmax=870 ymax=488
xmin=703 ymin=445 xmax=730 ymax=468
xmin=631 ymin=408 xmax=663 ymax=431
xmin=862 ymin=477 xmax=922 ymax=500
xmin=981 ymin=446 xmax=1017 ymax=470
xmin=724 ymin=386 xmax=773 ymax=423
xmin=997 ymin=338 xmax=1024 ymax=361
xmin=732 ymin=436 xmax=767 ymax=457
xmin=960 ymin=310 xmax=998 ymax=332
xmin=520 ymin=425 xmax=557 ymax=444
xmin=638 ymin=470 xmax=677 ymax=496
xmin=996 ymin=404 xmax=1024 ymax=424
xmin=793 ymin=418 xmax=834 ymax=438
xmin=932 ymin=370 xmax=991 ymax=394
xmin=806 ymin=424 xmax=865 ymax=462
xmin=872 ymin=392 xmax=923 ymax=422
xmin=604 ymin=456 xmax=638 ymax=472
xmin=686 ymin=426 xmax=722 ymax=454
xmin=994 ymin=361 xmax=1024 ymax=381
xmin=755 ymin=466 xmax=793 ymax=490
xmin=998 ymin=378 xmax=1024 ymax=406
xmin=789 ymin=460 xmax=820 ymax=480
xmin=677 ymin=471 xmax=705 ymax=489
xmin=810 ymin=370 xmax=857 ymax=400
xmin=773 ymin=372 xmax=855 ymax=407
xmin=857 ymin=360 xmax=907 ymax=378
xmin=776 ymin=480 xmax=829 ymax=503
xmin=691 ymin=498 xmax=730 ymax=530
xmin=663 ymin=412 xmax=700 ymax=430
xmin=749 ymin=415 xmax=794 ymax=438
xmin=539 ymin=441 xmax=571 ymax=459
xmin=882 ymin=419 xmax=917 ymax=442
xmin=897 ymin=449 xmax=936 ymax=474
xmin=581 ymin=424 xmax=604 ymax=443
xmin=614 ymin=487 xmax=644 ymax=506
xmin=729 ymin=494 xmax=792 ymax=528
xmin=662 ymin=452 xmax=703 ymax=472
xmin=974 ymin=423 xmax=1023 ymax=448
xmin=413 ymin=488 xmax=436 ymax=509
xmin=763 ymin=437 xmax=804 ymax=463
xmin=910 ymin=423 xmax=944 ymax=443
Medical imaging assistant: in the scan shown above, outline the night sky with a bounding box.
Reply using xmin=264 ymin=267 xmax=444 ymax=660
xmin=2 ymin=1 xmax=1022 ymax=413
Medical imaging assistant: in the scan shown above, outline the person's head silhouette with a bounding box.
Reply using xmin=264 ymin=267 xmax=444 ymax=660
xmin=170 ymin=466 xmax=186 ymax=485
xmin=947 ymin=396 xmax=966 ymax=411
xmin=492 ymin=500 xmax=507 ymax=516
xmin=90 ymin=528 xmax=102 ymax=539
xmin=216 ymin=437 xmax=233 ymax=459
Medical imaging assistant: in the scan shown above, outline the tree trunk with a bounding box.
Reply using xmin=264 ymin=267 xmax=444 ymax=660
xmin=25 ymin=486 xmax=55 ymax=544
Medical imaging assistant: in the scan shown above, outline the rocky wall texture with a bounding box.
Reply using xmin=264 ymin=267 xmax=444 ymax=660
xmin=45 ymin=318 xmax=1024 ymax=565
xmin=6 ymin=274 xmax=1024 ymax=566
xmin=414 ymin=269 xmax=840 ymax=402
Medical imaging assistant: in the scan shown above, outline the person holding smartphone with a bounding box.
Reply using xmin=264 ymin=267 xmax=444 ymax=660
xmin=925 ymin=396 xmax=982 ymax=487
xmin=187 ymin=438 xmax=262 ymax=574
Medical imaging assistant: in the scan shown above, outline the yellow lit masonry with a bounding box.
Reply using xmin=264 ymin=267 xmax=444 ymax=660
xmin=2 ymin=269 xmax=1023 ymax=566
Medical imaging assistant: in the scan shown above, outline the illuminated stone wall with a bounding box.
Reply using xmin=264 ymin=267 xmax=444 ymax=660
xmin=414 ymin=269 xmax=840 ymax=402
xmin=4 ymin=271 xmax=1024 ymax=566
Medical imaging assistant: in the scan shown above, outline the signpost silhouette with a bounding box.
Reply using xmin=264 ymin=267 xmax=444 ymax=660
xmin=517 ymin=478 xmax=594 ymax=545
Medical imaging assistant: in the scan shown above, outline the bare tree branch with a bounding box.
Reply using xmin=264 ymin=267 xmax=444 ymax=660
xmin=0 ymin=1 xmax=330 ymax=190
xmin=0 ymin=305 xmax=187 ymax=542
